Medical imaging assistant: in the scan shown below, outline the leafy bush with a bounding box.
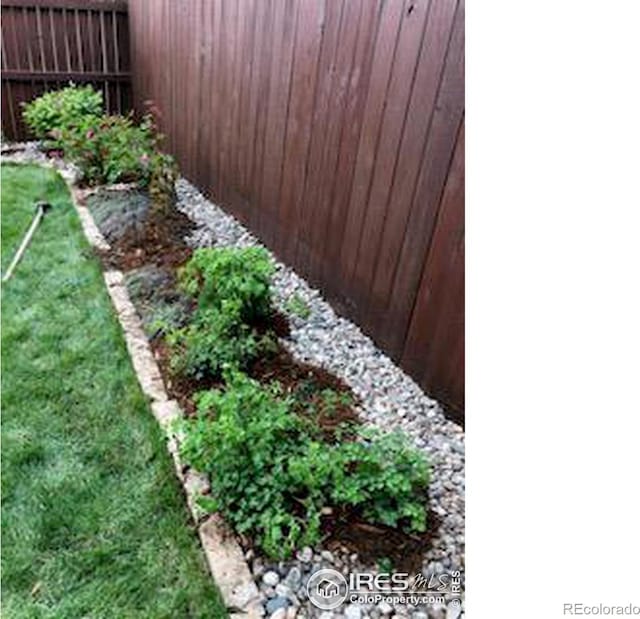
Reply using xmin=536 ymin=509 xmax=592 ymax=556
xmin=168 ymin=307 xmax=276 ymax=379
xmin=59 ymin=114 xmax=155 ymax=185
xmin=180 ymin=247 xmax=274 ymax=320
xmin=23 ymin=84 xmax=103 ymax=144
xmin=180 ymin=372 xmax=430 ymax=559
xmin=291 ymin=429 xmax=430 ymax=532
xmin=169 ymin=248 xmax=276 ymax=377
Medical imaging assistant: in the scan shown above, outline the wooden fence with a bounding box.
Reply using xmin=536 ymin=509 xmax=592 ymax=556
xmin=1 ymin=0 xmax=132 ymax=141
xmin=129 ymin=0 xmax=464 ymax=418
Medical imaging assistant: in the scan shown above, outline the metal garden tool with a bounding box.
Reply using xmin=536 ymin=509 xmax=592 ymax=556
xmin=2 ymin=201 xmax=52 ymax=282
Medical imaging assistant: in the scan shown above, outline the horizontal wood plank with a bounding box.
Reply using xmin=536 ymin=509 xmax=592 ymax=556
xmin=2 ymin=69 xmax=131 ymax=82
xmin=2 ymin=0 xmax=127 ymax=11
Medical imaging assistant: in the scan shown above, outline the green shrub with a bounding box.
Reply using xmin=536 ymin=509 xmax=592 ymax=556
xmin=180 ymin=372 xmax=430 ymax=559
xmin=169 ymin=248 xmax=276 ymax=377
xmin=23 ymin=84 xmax=103 ymax=144
xmin=291 ymin=429 xmax=430 ymax=532
xmin=59 ymin=114 xmax=155 ymax=185
xmin=180 ymin=247 xmax=274 ymax=320
xmin=167 ymin=307 xmax=276 ymax=379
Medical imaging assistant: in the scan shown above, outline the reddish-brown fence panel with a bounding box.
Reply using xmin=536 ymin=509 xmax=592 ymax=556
xmin=129 ymin=0 xmax=465 ymax=419
xmin=1 ymin=0 xmax=131 ymax=141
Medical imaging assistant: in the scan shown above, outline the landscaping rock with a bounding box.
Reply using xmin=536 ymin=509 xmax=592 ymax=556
xmin=344 ymin=605 xmax=363 ymax=619
xmin=284 ymin=567 xmax=302 ymax=590
xmin=263 ymin=571 xmax=281 ymax=587
xmin=275 ymin=584 xmax=293 ymax=599
xmin=297 ymin=547 xmax=313 ymax=563
xmin=266 ymin=596 xmax=291 ymax=614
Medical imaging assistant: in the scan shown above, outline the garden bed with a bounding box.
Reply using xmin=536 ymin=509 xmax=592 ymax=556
xmin=3 ymin=142 xmax=464 ymax=619
xmin=82 ymin=181 xmax=435 ymax=549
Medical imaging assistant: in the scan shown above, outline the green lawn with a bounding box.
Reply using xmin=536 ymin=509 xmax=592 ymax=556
xmin=1 ymin=163 xmax=226 ymax=618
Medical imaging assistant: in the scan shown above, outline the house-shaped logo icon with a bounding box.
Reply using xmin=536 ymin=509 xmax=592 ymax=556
xmin=316 ymin=578 xmax=340 ymax=599
xmin=307 ymin=568 xmax=348 ymax=610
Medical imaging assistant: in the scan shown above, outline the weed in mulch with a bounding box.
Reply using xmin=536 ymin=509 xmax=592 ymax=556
xmin=123 ymin=265 xmax=191 ymax=338
xmin=151 ymin=339 xmax=224 ymax=415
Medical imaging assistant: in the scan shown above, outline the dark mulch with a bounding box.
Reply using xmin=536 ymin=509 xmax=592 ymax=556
xmin=248 ymin=347 xmax=361 ymax=440
xmin=322 ymin=509 xmax=442 ymax=574
xmin=154 ymin=336 xmax=361 ymax=440
xmin=82 ymin=186 xmax=195 ymax=272
xmin=99 ymin=208 xmax=194 ymax=271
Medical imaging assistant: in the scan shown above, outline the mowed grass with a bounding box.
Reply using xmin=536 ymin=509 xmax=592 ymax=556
xmin=1 ymin=164 xmax=226 ymax=618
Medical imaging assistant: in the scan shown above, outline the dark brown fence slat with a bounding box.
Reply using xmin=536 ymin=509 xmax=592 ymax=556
xmin=402 ymin=120 xmax=465 ymax=418
xmin=350 ymin=0 xmax=432 ymax=321
xmin=294 ymin=0 xmax=349 ymax=278
xmin=382 ymin=0 xmax=465 ymax=359
xmin=62 ymin=8 xmax=72 ymax=71
xmin=316 ymin=0 xmax=381 ymax=294
xmin=336 ymin=0 xmax=406 ymax=305
xmin=276 ymin=0 xmax=325 ymax=264
xmin=47 ymin=8 xmax=59 ymax=71
xmin=1 ymin=1 xmax=132 ymax=141
xmin=369 ymin=0 xmax=459 ymax=329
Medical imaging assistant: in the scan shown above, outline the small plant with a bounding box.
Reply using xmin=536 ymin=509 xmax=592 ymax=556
xmin=180 ymin=247 xmax=274 ymax=320
xmin=292 ymin=384 xmax=354 ymax=427
xmin=324 ymin=429 xmax=430 ymax=532
xmin=23 ymin=84 xmax=103 ymax=145
xmin=377 ymin=557 xmax=394 ymax=573
xmin=180 ymin=372 xmax=430 ymax=559
xmin=284 ymin=293 xmax=311 ymax=319
xmin=168 ymin=247 xmax=276 ymax=377
xmin=148 ymin=151 xmax=178 ymax=215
